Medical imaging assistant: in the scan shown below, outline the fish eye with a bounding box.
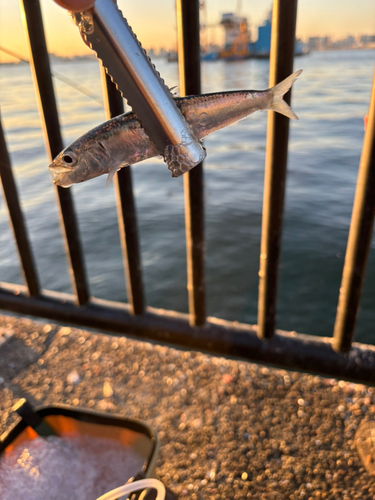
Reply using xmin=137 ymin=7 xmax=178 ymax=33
xmin=61 ymin=152 xmax=77 ymax=167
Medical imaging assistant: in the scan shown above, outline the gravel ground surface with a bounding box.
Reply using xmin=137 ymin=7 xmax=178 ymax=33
xmin=1 ymin=313 xmax=375 ymax=499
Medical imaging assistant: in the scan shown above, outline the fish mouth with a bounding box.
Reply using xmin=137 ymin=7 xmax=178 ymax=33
xmin=48 ymin=163 xmax=73 ymax=188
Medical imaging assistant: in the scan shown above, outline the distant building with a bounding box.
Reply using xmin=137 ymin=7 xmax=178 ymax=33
xmin=254 ymin=15 xmax=272 ymax=56
xmin=307 ymin=37 xmax=319 ymax=51
xmin=307 ymin=37 xmax=331 ymax=51
xmin=321 ymin=37 xmax=331 ymax=50
xmin=359 ymin=35 xmax=375 ymax=44
xmin=305 ymin=33 xmax=375 ymax=52
xmin=219 ymin=12 xmax=250 ymax=60
xmin=344 ymin=35 xmax=355 ymax=46
xmin=252 ymin=14 xmax=307 ymax=57
xmin=220 ymin=13 xmax=250 ymax=49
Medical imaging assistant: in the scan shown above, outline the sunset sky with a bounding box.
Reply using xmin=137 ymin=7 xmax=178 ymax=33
xmin=0 ymin=0 xmax=374 ymax=63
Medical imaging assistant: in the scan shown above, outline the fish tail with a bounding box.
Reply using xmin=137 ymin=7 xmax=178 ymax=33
xmin=270 ymin=69 xmax=302 ymax=120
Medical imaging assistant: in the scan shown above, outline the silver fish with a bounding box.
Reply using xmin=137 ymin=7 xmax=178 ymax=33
xmin=49 ymin=70 xmax=302 ymax=187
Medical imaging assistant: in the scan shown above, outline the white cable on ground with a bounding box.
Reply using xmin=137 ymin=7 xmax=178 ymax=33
xmin=95 ymin=477 xmax=166 ymax=500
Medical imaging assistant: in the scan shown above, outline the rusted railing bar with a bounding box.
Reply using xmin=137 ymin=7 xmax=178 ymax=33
xmin=1 ymin=282 xmax=375 ymax=384
xmin=101 ymin=72 xmax=145 ymax=315
xmin=0 ymin=118 xmax=40 ymax=296
xmin=21 ymin=0 xmax=89 ymax=305
xmin=257 ymin=0 xmax=298 ymax=339
xmin=333 ymin=70 xmax=375 ymax=352
xmin=176 ymin=0 xmax=206 ymax=326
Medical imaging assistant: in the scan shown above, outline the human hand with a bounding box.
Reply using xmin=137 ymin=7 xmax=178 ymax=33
xmin=53 ymin=0 xmax=95 ymax=12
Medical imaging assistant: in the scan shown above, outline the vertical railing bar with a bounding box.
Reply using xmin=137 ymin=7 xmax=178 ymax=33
xmin=0 ymin=116 xmax=40 ymax=296
xmin=21 ymin=0 xmax=89 ymax=305
xmin=101 ymin=71 xmax=145 ymax=315
xmin=176 ymin=0 xmax=206 ymax=326
xmin=257 ymin=0 xmax=298 ymax=340
xmin=333 ymin=70 xmax=375 ymax=353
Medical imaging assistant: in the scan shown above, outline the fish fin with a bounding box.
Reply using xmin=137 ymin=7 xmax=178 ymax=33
xmin=270 ymin=69 xmax=302 ymax=120
xmin=106 ymin=164 xmax=121 ymax=187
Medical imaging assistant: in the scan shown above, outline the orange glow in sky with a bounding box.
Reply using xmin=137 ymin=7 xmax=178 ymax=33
xmin=0 ymin=0 xmax=374 ymax=63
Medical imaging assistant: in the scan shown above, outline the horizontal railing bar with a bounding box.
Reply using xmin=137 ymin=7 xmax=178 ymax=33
xmin=0 ymin=118 xmax=40 ymax=296
xmin=333 ymin=69 xmax=375 ymax=353
xmin=101 ymin=72 xmax=145 ymax=315
xmin=21 ymin=0 xmax=89 ymax=306
xmin=177 ymin=0 xmax=206 ymax=326
xmin=258 ymin=0 xmax=298 ymax=340
xmin=1 ymin=281 xmax=375 ymax=384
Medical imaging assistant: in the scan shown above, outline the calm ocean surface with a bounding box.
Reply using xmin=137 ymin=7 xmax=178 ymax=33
xmin=0 ymin=50 xmax=374 ymax=343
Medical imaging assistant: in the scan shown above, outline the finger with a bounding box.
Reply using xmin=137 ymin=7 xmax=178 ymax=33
xmin=364 ymin=114 xmax=368 ymax=132
xmin=54 ymin=0 xmax=95 ymax=12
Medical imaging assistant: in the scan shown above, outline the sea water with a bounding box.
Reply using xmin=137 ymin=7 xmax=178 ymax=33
xmin=0 ymin=50 xmax=374 ymax=342
xmin=0 ymin=435 xmax=144 ymax=500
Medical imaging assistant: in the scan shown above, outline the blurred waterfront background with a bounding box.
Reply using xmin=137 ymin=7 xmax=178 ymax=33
xmin=1 ymin=47 xmax=374 ymax=343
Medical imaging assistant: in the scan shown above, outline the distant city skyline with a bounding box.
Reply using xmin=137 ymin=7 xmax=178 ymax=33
xmin=0 ymin=0 xmax=374 ymax=63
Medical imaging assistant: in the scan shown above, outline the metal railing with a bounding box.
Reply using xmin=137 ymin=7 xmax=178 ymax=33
xmin=1 ymin=0 xmax=375 ymax=383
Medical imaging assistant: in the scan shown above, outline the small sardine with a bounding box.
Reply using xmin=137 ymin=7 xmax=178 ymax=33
xmin=49 ymin=70 xmax=302 ymax=187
